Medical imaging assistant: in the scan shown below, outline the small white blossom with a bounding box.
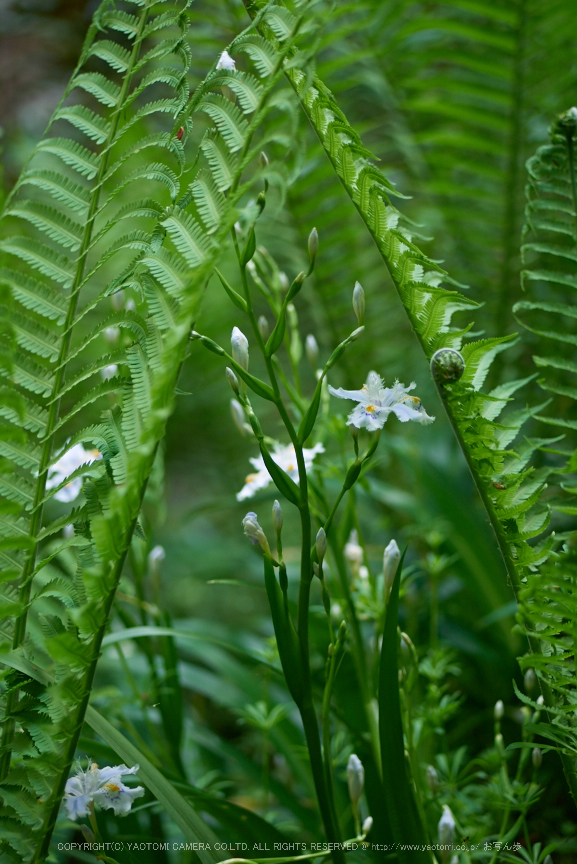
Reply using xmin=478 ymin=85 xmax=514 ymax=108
xmin=104 ymin=327 xmax=120 ymax=345
xmin=64 ymin=762 xmax=144 ymax=821
xmin=494 ymin=700 xmax=504 ymax=720
xmin=125 ymin=298 xmax=136 ymax=312
xmin=216 ymin=50 xmax=236 ymax=71
xmin=237 ymin=442 xmax=324 ymax=501
xmin=47 ymin=444 xmax=101 ymax=503
xmin=329 ymin=371 xmax=434 ymax=431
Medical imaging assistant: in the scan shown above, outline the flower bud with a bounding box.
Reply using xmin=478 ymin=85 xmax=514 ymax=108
xmin=101 ymin=364 xmax=118 ymax=380
xmin=260 ymin=151 xmax=269 ymax=168
xmin=272 ymin=500 xmax=283 ymax=536
xmin=125 ymin=298 xmax=136 ymax=312
xmin=438 ymin=805 xmax=455 ymax=851
xmin=544 ymin=856 xmax=553 ymax=864
xmin=537 ymin=695 xmax=544 ymax=706
xmin=426 ymin=765 xmax=438 ymax=794
xmin=347 ymin=754 xmax=364 ymax=805
xmin=352 ymin=281 xmax=365 ymax=325
xmin=63 ymin=523 xmax=75 ymax=540
xmin=495 ymin=733 xmax=504 ymax=750
xmin=349 ymin=325 xmax=364 ymax=342
xmin=258 ymin=315 xmax=269 ymax=341
xmin=305 ymin=334 xmax=319 ymax=369
xmin=313 ymin=562 xmax=320 ymax=578
xmin=242 ymin=512 xmax=271 ymax=557
xmin=494 ymin=700 xmax=504 ymax=720
xmin=524 ymin=667 xmax=536 ymax=692
xmin=231 ymin=327 xmax=249 ymax=371
xmin=226 ymin=366 xmax=240 ymax=396
xmin=279 ymin=272 xmax=289 ymax=293
xmin=104 ymin=326 xmax=120 ymax=345
xmin=308 ymin=227 xmax=319 ymax=261
xmin=344 ymin=529 xmax=363 ymax=574
xmin=81 ymin=824 xmax=96 ymax=843
xmin=230 ymin=399 xmax=249 ymax=437
xmin=362 ymin=816 xmax=373 ymax=835
xmin=148 ymin=545 xmax=165 ymax=577
xmin=383 ymin=539 xmax=400 ymax=599
xmin=316 ymin=527 xmax=327 ymax=565
xmin=111 ymin=289 xmax=125 ymax=310
xmin=532 ymin=747 xmax=542 ymax=769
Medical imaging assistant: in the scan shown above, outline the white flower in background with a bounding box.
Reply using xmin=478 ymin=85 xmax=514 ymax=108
xmin=216 ymin=50 xmax=236 ymax=71
xmin=46 ymin=444 xmax=101 ymax=502
xmin=344 ymin=529 xmax=363 ymax=573
xmin=237 ymin=442 xmax=324 ymax=501
xmin=64 ymin=762 xmax=144 ymax=821
xmin=328 ymin=371 xmax=434 ymax=431
xmin=101 ymin=364 xmax=118 ymax=380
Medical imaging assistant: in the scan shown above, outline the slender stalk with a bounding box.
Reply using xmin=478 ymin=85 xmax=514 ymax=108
xmin=232 ymin=233 xmax=343 ymax=856
xmin=0 ymin=0 xmax=152 ymax=783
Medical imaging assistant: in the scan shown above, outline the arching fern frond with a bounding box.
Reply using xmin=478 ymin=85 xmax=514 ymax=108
xmin=0 ymin=1 xmax=317 ymax=859
xmin=239 ymin=0 xmax=577 ymax=805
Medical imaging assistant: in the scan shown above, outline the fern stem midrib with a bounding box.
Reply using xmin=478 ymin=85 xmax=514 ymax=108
xmin=0 ymin=0 xmax=152 ymax=785
xmin=31 ymin=459 xmax=157 ymax=863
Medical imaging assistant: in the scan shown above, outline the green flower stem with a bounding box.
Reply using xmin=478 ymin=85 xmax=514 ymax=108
xmin=233 ymin=237 xmax=343 ymax=857
xmin=322 ymin=642 xmax=343 ymax=841
xmin=0 ymin=0 xmax=152 ymax=785
xmin=329 ymin=540 xmax=381 ymax=777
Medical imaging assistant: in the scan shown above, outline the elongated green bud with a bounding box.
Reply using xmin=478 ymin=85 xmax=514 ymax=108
xmin=191 ymin=331 xmax=225 ymax=355
xmin=532 ymin=747 xmax=542 ymax=769
xmin=362 ymin=816 xmax=373 ymax=835
xmin=226 ymin=366 xmax=240 ymax=397
xmin=230 ymin=399 xmax=250 ymax=437
xmin=231 ymin=326 xmax=249 ymax=371
xmin=305 ymin=334 xmax=319 ymax=369
xmin=272 ymin=500 xmax=283 ymax=536
xmin=148 ymin=545 xmax=165 ymax=578
xmin=384 ymin=538 xmax=400 ymax=601
xmin=347 ymin=753 xmax=364 ymax=804
xmin=258 ymin=315 xmax=269 ymax=341
xmin=524 ymin=668 xmax=536 ymax=691
xmin=352 ymin=281 xmax=365 ymax=325
xmin=494 ymin=700 xmax=504 ymax=720
xmin=426 ymin=764 xmax=438 ymax=794
xmin=308 ymin=227 xmax=318 ymax=262
xmin=438 ymin=805 xmax=455 ymax=854
xmin=316 ymin=527 xmax=327 ymax=564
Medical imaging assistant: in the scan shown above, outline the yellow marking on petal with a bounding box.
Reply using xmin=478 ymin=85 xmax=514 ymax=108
xmin=104 ymin=783 xmax=120 ymax=793
xmin=245 ymin=473 xmax=258 ymax=484
xmin=402 ymin=395 xmax=421 ymax=405
xmin=365 ymin=405 xmax=375 ymax=413
xmin=287 ymin=463 xmax=295 ymax=471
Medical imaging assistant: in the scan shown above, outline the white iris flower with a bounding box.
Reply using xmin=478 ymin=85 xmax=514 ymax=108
xmin=237 ymin=442 xmax=324 ymax=501
xmin=216 ymin=50 xmax=236 ymax=71
xmin=328 ymin=371 xmax=434 ymax=431
xmin=46 ymin=443 xmax=101 ymax=503
xmin=64 ymin=762 xmax=144 ymax=821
